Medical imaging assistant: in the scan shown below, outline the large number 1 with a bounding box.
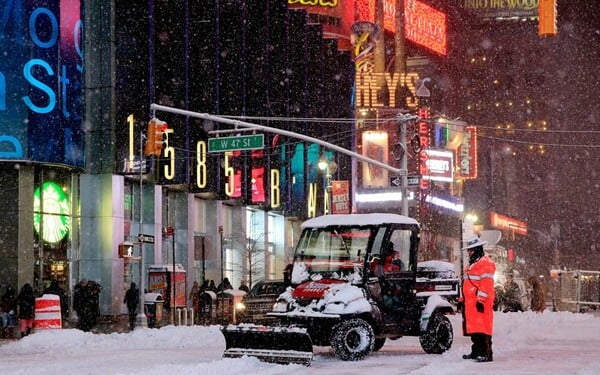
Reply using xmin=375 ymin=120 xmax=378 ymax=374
xmin=127 ymin=114 xmax=135 ymax=170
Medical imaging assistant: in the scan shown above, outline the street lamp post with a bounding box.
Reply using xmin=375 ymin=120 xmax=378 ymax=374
xmin=318 ymin=154 xmax=337 ymax=215
xmin=137 ymin=130 xmax=148 ymax=327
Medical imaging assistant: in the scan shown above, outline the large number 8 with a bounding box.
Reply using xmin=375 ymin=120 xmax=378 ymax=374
xmin=196 ymin=141 xmax=207 ymax=188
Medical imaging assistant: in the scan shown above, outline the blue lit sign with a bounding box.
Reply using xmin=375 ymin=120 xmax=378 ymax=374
xmin=0 ymin=0 xmax=84 ymax=167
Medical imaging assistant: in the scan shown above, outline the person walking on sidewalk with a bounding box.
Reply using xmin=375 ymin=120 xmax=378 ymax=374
xmin=1 ymin=285 xmax=17 ymax=339
xmin=124 ymin=282 xmax=139 ymax=330
xmin=17 ymin=283 xmax=35 ymax=337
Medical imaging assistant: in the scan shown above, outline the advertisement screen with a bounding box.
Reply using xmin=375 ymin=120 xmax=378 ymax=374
xmin=0 ymin=0 xmax=84 ymax=166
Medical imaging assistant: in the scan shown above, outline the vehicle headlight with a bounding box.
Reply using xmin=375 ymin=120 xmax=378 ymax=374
xmin=235 ymin=302 xmax=246 ymax=311
xmin=273 ymin=300 xmax=289 ymax=312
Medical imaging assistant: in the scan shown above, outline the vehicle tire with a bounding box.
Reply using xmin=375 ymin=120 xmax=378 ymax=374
xmin=419 ymin=313 xmax=453 ymax=354
xmin=373 ymin=337 xmax=386 ymax=352
xmin=330 ymin=318 xmax=375 ymax=361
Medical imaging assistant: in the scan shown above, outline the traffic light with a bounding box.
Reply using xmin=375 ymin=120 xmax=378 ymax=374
xmin=118 ymin=242 xmax=134 ymax=258
xmin=144 ymin=118 xmax=168 ymax=156
xmin=538 ymin=0 xmax=557 ymax=37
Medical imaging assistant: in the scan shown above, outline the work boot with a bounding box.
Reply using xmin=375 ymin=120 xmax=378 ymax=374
xmin=462 ymin=353 xmax=474 ymax=360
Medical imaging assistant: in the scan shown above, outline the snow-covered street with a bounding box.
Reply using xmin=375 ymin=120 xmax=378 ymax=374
xmin=1 ymin=311 xmax=599 ymax=375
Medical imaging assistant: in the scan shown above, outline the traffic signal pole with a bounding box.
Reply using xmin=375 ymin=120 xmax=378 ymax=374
xmin=150 ymin=103 xmax=410 ymax=177
xmin=137 ymin=130 xmax=148 ymax=327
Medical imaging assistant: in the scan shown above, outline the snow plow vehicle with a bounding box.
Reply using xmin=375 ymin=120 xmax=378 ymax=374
xmin=222 ymin=213 xmax=457 ymax=366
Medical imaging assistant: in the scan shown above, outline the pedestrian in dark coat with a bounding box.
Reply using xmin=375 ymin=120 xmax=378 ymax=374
xmin=73 ymin=279 xmax=102 ymax=332
xmin=217 ymin=277 xmax=233 ymax=292
xmin=238 ymin=280 xmax=250 ymax=293
xmin=43 ymin=279 xmax=68 ymax=321
xmin=17 ymin=283 xmax=35 ymax=337
xmin=1 ymin=285 xmax=17 ymax=339
xmin=501 ymin=274 xmax=523 ymax=312
xmin=124 ymin=282 xmax=139 ymax=330
xmin=528 ymin=276 xmax=546 ymax=313
xmin=207 ymin=280 xmax=216 ymax=292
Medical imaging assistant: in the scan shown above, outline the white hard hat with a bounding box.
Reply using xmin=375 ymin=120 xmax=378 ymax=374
xmin=462 ymin=236 xmax=488 ymax=250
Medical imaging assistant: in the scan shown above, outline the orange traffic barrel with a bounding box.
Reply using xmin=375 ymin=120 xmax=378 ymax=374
xmin=34 ymin=294 xmax=63 ymax=329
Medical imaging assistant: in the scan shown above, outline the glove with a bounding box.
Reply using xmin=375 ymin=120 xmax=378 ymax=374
xmin=476 ymin=301 xmax=484 ymax=313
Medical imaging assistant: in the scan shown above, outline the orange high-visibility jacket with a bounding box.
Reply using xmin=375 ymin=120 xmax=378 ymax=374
xmin=461 ymin=255 xmax=496 ymax=335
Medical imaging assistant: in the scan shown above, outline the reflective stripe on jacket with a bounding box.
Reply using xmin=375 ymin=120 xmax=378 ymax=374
xmin=462 ymin=255 xmax=496 ymax=335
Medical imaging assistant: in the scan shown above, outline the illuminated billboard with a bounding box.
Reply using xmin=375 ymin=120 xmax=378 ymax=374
xmin=462 ymin=0 xmax=538 ymax=20
xmin=356 ymin=0 xmax=447 ymax=56
xmin=404 ymin=0 xmax=447 ymax=55
xmin=34 ymin=181 xmax=71 ymax=243
xmin=0 ymin=0 xmax=84 ymax=167
xmin=288 ymin=0 xmax=355 ymax=50
xmin=361 ymin=131 xmax=389 ymax=188
xmin=457 ymin=126 xmax=478 ymax=179
xmin=420 ymin=149 xmax=454 ymax=182
xmin=490 ymin=212 xmax=528 ymax=236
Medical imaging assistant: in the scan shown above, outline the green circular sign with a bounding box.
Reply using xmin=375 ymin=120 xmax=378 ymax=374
xmin=34 ymin=182 xmax=71 ymax=243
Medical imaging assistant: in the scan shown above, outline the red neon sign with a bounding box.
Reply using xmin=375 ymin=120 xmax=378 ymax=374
xmin=490 ymin=212 xmax=528 ymax=236
xmin=405 ymin=0 xmax=447 ymax=55
xmin=356 ymin=0 xmax=447 ymax=56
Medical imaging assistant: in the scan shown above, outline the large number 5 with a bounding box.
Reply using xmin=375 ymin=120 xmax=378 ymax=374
xmin=163 ymin=129 xmax=175 ymax=180
xmin=224 ymin=153 xmax=235 ymax=196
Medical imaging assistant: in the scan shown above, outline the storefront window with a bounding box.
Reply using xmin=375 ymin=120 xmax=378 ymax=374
xmin=33 ymin=170 xmax=75 ymax=293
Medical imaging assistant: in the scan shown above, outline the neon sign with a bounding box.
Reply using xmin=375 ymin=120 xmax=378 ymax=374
xmin=405 ymin=0 xmax=447 ymax=56
xmin=34 ymin=182 xmax=71 ymax=243
xmin=356 ymin=0 xmax=447 ymax=56
xmin=0 ymin=0 xmax=84 ymax=166
xmin=457 ymin=126 xmax=478 ymax=179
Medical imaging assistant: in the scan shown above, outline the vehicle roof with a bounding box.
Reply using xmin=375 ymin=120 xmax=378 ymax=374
xmin=253 ymin=279 xmax=285 ymax=285
xmin=301 ymin=213 xmax=419 ymax=228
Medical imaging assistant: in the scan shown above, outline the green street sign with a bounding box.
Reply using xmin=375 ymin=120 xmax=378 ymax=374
xmin=207 ymin=134 xmax=264 ymax=152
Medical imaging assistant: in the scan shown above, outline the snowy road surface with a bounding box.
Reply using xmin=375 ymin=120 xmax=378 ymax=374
xmin=1 ymin=311 xmax=598 ymax=374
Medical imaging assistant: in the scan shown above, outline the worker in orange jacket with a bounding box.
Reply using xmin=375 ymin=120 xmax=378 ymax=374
xmin=460 ymin=236 xmax=496 ymax=362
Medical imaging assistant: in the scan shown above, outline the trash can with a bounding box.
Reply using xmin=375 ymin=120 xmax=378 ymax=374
xmin=198 ymin=291 xmax=216 ymax=325
xmin=144 ymin=293 xmax=164 ymax=328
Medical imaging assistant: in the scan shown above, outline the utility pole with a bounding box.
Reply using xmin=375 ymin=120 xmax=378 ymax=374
xmin=150 ymin=104 xmax=409 ymax=177
xmin=398 ymin=114 xmax=412 ymax=216
xmin=137 ymin=130 xmax=147 ymax=327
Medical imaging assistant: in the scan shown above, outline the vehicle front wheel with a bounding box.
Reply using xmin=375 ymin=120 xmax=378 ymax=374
xmin=419 ymin=313 xmax=453 ymax=354
xmin=330 ymin=318 xmax=375 ymax=361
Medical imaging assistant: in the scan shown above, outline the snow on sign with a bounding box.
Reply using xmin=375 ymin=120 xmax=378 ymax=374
xmin=208 ymin=134 xmax=264 ymax=152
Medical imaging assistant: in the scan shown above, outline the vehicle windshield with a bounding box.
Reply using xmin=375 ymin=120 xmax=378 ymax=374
xmin=292 ymin=226 xmax=371 ymax=284
xmin=249 ymin=281 xmax=286 ymax=296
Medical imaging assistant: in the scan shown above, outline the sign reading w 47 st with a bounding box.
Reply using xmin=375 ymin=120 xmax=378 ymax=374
xmin=208 ymin=134 xmax=264 ymax=152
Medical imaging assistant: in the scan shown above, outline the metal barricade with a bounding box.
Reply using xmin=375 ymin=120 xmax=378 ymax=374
xmin=554 ymin=270 xmax=600 ymax=313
